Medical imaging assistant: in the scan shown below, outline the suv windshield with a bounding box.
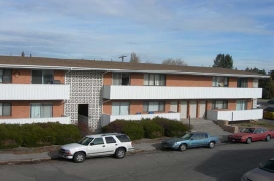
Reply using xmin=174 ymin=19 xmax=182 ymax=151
xmin=78 ymin=137 xmax=94 ymax=146
xmin=259 ymin=160 xmax=274 ymax=173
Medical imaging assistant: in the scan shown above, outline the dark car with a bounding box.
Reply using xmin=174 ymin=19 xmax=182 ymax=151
xmin=263 ymin=107 xmax=274 ymax=120
xmin=268 ymin=99 xmax=274 ymax=104
xmin=161 ymin=132 xmax=219 ymax=151
xmin=228 ymin=127 xmax=274 ymax=144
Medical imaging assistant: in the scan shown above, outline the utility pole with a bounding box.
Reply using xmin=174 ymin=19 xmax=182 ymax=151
xmin=119 ymin=55 xmax=127 ymax=62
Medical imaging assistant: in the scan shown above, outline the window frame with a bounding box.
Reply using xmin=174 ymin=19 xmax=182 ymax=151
xmin=112 ymin=73 xmax=130 ymax=85
xmin=237 ymin=78 xmax=248 ymax=88
xmin=112 ymin=102 xmax=130 ymax=115
xmin=31 ymin=69 xmax=54 ymax=84
xmin=0 ymin=102 xmax=11 ymax=116
xmin=30 ymin=103 xmax=53 ymax=118
xmin=144 ymin=74 xmax=166 ymax=86
xmin=212 ymin=100 xmax=228 ymax=109
xmin=236 ymin=100 xmax=247 ymax=110
xmin=0 ymin=69 xmax=12 ymax=83
xmin=143 ymin=101 xmax=165 ymax=112
xmin=212 ymin=76 xmax=228 ymax=87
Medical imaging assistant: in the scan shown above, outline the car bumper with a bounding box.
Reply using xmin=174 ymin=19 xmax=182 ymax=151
xmin=59 ymin=154 xmax=73 ymax=159
xmin=228 ymin=138 xmax=245 ymax=143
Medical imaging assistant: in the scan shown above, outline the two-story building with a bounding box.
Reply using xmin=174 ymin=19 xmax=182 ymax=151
xmin=0 ymin=56 xmax=268 ymax=132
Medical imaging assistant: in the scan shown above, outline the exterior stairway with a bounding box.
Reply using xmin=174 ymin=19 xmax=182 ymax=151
xmin=181 ymin=118 xmax=231 ymax=142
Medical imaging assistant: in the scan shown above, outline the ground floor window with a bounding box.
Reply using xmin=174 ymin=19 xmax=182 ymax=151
xmin=30 ymin=103 xmax=53 ymax=118
xmin=112 ymin=102 xmax=129 ymax=115
xmin=236 ymin=100 xmax=247 ymax=110
xmin=143 ymin=101 xmax=165 ymax=112
xmin=0 ymin=103 xmax=11 ymax=116
xmin=212 ymin=100 xmax=228 ymax=109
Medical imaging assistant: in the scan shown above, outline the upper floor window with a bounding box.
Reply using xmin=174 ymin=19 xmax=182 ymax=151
xmin=212 ymin=77 xmax=228 ymax=87
xmin=237 ymin=78 xmax=248 ymax=88
xmin=143 ymin=101 xmax=165 ymax=112
xmin=212 ymin=100 xmax=228 ymax=109
xmin=144 ymin=74 xmax=165 ymax=86
xmin=0 ymin=69 xmax=12 ymax=83
xmin=30 ymin=103 xmax=52 ymax=118
xmin=112 ymin=102 xmax=129 ymax=115
xmin=0 ymin=103 xmax=11 ymax=116
xmin=236 ymin=100 xmax=247 ymax=110
xmin=32 ymin=70 xmax=54 ymax=84
xmin=113 ymin=73 xmax=130 ymax=85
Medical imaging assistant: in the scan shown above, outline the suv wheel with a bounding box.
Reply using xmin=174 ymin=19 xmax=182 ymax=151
xmin=115 ymin=148 xmax=126 ymax=159
xmin=73 ymin=152 xmax=85 ymax=163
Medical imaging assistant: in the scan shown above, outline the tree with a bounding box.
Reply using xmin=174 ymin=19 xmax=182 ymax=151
xmin=213 ymin=54 xmax=233 ymax=69
xmin=130 ymin=52 xmax=141 ymax=63
xmin=162 ymin=58 xmax=188 ymax=66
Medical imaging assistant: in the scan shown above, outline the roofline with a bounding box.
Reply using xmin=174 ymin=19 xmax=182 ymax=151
xmin=0 ymin=64 xmax=269 ymax=78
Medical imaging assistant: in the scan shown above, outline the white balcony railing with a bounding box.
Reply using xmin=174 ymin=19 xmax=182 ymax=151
xmin=0 ymin=84 xmax=70 ymax=100
xmin=103 ymin=86 xmax=262 ymax=100
xmin=207 ymin=109 xmax=263 ymax=121
xmin=0 ymin=116 xmax=71 ymax=124
xmin=101 ymin=113 xmax=180 ymax=127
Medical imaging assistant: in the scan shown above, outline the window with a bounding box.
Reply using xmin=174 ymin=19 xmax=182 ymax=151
xmin=113 ymin=73 xmax=130 ymax=85
xmin=143 ymin=101 xmax=165 ymax=112
xmin=0 ymin=69 xmax=12 ymax=83
xmin=0 ymin=103 xmax=11 ymax=116
xmin=236 ymin=100 xmax=247 ymax=110
xmin=116 ymin=134 xmax=131 ymax=142
xmin=144 ymin=74 xmax=165 ymax=86
xmin=105 ymin=137 xmax=116 ymax=144
xmin=112 ymin=102 xmax=129 ymax=115
xmin=32 ymin=70 xmax=54 ymax=84
xmin=212 ymin=100 xmax=228 ymax=109
xmin=212 ymin=77 xmax=228 ymax=87
xmin=237 ymin=78 xmax=248 ymax=87
xmin=92 ymin=138 xmax=104 ymax=145
xmin=30 ymin=103 xmax=52 ymax=118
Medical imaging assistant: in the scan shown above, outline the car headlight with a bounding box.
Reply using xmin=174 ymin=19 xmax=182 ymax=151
xmin=173 ymin=142 xmax=180 ymax=146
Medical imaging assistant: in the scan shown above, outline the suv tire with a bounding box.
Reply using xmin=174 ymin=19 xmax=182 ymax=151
xmin=115 ymin=148 xmax=126 ymax=159
xmin=73 ymin=152 xmax=86 ymax=163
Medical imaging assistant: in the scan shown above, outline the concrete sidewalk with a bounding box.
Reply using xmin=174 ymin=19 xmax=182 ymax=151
xmin=0 ymin=138 xmax=164 ymax=165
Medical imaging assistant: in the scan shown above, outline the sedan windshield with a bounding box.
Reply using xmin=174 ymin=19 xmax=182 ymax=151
xmin=259 ymin=160 xmax=274 ymax=173
xmin=240 ymin=128 xmax=255 ymax=133
xmin=78 ymin=137 xmax=94 ymax=146
xmin=181 ymin=133 xmax=193 ymax=140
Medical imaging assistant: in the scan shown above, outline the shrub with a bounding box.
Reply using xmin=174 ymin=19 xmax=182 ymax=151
xmin=141 ymin=120 xmax=164 ymax=139
xmin=0 ymin=124 xmax=22 ymax=149
xmin=153 ymin=117 xmax=190 ymax=137
xmin=102 ymin=120 xmax=144 ymax=140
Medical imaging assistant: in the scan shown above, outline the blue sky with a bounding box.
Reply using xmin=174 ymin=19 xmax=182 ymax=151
xmin=0 ymin=0 xmax=273 ymax=71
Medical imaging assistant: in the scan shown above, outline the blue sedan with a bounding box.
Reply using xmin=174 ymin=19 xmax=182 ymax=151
xmin=161 ymin=132 xmax=219 ymax=151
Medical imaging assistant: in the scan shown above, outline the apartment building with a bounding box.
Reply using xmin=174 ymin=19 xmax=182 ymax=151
xmin=0 ymin=56 xmax=267 ymax=131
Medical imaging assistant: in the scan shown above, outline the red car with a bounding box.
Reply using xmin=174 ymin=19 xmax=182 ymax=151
xmin=228 ymin=127 xmax=274 ymax=144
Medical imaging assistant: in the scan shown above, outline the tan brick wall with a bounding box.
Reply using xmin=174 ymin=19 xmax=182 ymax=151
xmin=54 ymin=70 xmax=65 ymax=84
xmin=229 ymin=77 xmax=237 ymax=87
xmin=228 ymin=100 xmax=236 ymax=110
xmin=248 ymin=78 xmax=253 ymax=88
xmin=166 ymin=75 xmax=212 ymax=87
xmin=103 ymin=73 xmax=112 ymax=85
xmin=247 ymin=99 xmax=252 ymax=109
xmin=130 ymin=74 xmax=143 ymax=86
xmin=12 ymin=69 xmax=31 ymax=84
xmin=103 ymin=100 xmax=112 ymax=114
xmin=130 ymin=101 xmax=143 ymax=114
xmin=0 ymin=100 xmax=64 ymax=119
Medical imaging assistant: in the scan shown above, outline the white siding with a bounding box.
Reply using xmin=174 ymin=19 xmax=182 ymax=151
xmin=0 ymin=116 xmax=71 ymax=124
xmin=103 ymin=86 xmax=262 ymax=100
xmin=0 ymin=84 xmax=70 ymax=100
xmin=207 ymin=109 xmax=263 ymax=121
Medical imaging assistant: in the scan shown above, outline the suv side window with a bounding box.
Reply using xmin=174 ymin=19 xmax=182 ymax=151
xmin=116 ymin=135 xmax=131 ymax=142
xmin=92 ymin=138 xmax=104 ymax=145
xmin=105 ymin=136 xmax=116 ymax=144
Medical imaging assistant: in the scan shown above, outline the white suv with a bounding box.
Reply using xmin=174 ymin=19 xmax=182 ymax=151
xmin=59 ymin=133 xmax=134 ymax=163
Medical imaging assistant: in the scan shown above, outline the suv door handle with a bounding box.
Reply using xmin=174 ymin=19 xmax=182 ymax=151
xmin=115 ymin=144 xmax=118 ymax=146
xmin=102 ymin=145 xmax=105 ymax=147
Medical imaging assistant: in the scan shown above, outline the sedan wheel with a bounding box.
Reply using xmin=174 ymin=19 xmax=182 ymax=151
xmin=266 ymin=135 xmax=271 ymax=142
xmin=179 ymin=144 xmax=187 ymax=151
xmin=208 ymin=142 xmax=215 ymax=149
xmin=246 ymin=138 xmax=252 ymax=144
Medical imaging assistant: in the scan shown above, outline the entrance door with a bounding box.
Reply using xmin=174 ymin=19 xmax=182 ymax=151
xmin=199 ymin=101 xmax=206 ymax=118
xmin=180 ymin=101 xmax=187 ymax=118
xmin=189 ymin=101 xmax=197 ymax=118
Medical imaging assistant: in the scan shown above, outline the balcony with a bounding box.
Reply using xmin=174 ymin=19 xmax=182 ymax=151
xmin=103 ymin=86 xmax=262 ymax=100
xmin=101 ymin=112 xmax=181 ymax=127
xmin=0 ymin=116 xmax=71 ymax=124
xmin=207 ymin=109 xmax=263 ymax=121
xmin=0 ymin=84 xmax=70 ymax=100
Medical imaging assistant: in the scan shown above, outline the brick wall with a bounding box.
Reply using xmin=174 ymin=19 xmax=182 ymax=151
xmin=12 ymin=69 xmax=31 ymax=84
xmin=166 ymin=75 xmax=212 ymax=87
